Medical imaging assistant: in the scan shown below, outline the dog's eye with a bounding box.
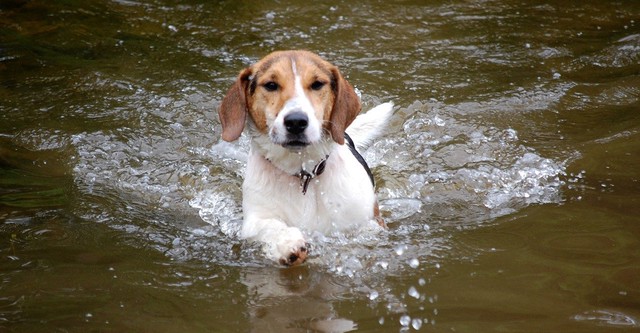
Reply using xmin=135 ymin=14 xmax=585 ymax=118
xmin=310 ymin=81 xmax=325 ymax=91
xmin=263 ymin=81 xmax=279 ymax=92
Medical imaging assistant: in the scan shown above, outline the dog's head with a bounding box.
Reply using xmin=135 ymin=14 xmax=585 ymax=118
xmin=218 ymin=50 xmax=361 ymax=147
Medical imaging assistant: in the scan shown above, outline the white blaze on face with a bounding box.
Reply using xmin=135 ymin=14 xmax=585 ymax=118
xmin=271 ymin=60 xmax=322 ymax=144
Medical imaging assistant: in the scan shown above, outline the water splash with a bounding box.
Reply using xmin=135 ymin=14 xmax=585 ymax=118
xmin=67 ymin=77 xmax=575 ymax=324
xmin=573 ymin=310 xmax=639 ymax=328
xmin=368 ymin=99 xmax=570 ymax=225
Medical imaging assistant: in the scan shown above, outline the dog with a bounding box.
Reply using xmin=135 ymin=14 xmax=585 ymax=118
xmin=218 ymin=50 xmax=393 ymax=266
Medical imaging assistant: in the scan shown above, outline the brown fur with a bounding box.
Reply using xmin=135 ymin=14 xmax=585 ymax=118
xmin=218 ymin=50 xmax=361 ymax=145
xmin=219 ymin=69 xmax=251 ymax=141
xmin=374 ymin=200 xmax=386 ymax=228
xmin=328 ymin=67 xmax=361 ymax=144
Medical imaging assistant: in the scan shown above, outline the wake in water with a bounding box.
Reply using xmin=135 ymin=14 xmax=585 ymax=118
xmin=58 ymin=84 xmax=581 ymax=330
xmin=66 ymin=81 xmax=572 ymax=277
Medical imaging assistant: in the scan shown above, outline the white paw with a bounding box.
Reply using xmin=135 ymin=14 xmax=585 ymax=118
xmin=275 ymin=228 xmax=309 ymax=266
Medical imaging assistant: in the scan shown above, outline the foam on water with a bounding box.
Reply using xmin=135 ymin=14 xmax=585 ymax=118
xmin=64 ymin=75 xmax=576 ymax=299
xmin=573 ymin=310 xmax=640 ymax=328
xmin=369 ymin=99 xmax=571 ymax=227
xmin=71 ymin=100 xmax=570 ymax=268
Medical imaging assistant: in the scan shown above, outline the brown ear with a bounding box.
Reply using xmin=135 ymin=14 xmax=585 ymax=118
xmin=218 ymin=68 xmax=252 ymax=142
xmin=329 ymin=67 xmax=361 ymax=144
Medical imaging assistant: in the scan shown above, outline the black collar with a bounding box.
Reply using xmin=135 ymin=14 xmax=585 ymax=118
xmin=297 ymin=155 xmax=329 ymax=195
xmin=293 ymin=133 xmax=374 ymax=195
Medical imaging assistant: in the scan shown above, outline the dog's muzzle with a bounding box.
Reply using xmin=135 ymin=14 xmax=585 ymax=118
xmin=282 ymin=112 xmax=310 ymax=148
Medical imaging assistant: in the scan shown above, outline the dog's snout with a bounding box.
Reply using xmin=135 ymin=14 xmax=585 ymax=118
xmin=283 ymin=112 xmax=308 ymax=135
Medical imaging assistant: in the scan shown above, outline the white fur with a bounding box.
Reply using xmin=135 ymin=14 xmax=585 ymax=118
xmin=269 ymin=61 xmax=322 ymax=146
xmin=241 ymin=101 xmax=394 ymax=264
xmin=346 ymin=102 xmax=394 ymax=150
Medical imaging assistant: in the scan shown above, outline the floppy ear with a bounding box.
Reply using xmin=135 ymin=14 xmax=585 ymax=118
xmin=218 ymin=68 xmax=252 ymax=142
xmin=329 ymin=67 xmax=361 ymax=144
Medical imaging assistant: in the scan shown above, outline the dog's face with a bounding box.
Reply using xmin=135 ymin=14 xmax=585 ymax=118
xmin=218 ymin=50 xmax=361 ymax=147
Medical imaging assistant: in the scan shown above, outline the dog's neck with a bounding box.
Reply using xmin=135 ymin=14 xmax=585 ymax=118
xmin=250 ymin=134 xmax=334 ymax=177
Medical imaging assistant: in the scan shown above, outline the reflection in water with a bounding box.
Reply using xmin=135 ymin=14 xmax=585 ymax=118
xmin=67 ymin=85 xmax=571 ymax=331
xmin=242 ymin=266 xmax=357 ymax=333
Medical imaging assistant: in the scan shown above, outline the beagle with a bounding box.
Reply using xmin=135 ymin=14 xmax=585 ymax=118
xmin=218 ymin=50 xmax=393 ymax=266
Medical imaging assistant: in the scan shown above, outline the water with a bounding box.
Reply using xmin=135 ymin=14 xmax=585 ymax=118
xmin=2 ymin=0 xmax=640 ymax=332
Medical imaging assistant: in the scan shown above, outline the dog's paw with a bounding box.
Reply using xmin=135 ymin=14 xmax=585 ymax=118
xmin=260 ymin=226 xmax=309 ymax=266
xmin=279 ymin=242 xmax=309 ymax=266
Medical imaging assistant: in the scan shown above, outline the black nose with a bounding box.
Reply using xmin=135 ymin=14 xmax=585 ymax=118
xmin=283 ymin=112 xmax=308 ymax=135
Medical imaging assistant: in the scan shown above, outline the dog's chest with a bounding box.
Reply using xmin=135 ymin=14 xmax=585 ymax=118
xmin=243 ymin=146 xmax=376 ymax=233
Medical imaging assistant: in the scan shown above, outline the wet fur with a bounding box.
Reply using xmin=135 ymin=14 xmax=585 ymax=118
xmin=218 ymin=50 xmax=393 ymax=266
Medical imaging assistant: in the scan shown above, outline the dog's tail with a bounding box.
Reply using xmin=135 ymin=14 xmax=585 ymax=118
xmin=346 ymin=102 xmax=394 ymax=151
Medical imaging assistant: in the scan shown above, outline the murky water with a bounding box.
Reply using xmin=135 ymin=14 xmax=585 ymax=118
xmin=2 ymin=0 xmax=639 ymax=332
